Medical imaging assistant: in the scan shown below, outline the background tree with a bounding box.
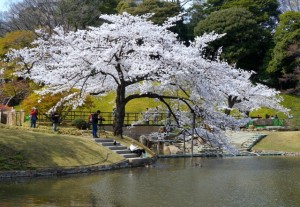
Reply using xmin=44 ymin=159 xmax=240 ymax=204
xmin=185 ymin=1 xmax=208 ymax=40
xmin=0 ymin=30 xmax=36 ymax=106
xmin=194 ymin=8 xmax=262 ymax=70
xmin=0 ymin=0 xmax=120 ymax=35
xmin=119 ymin=0 xmax=180 ymax=24
xmin=163 ymin=0 xmax=193 ymax=8
xmin=118 ymin=0 xmax=189 ymax=42
xmin=189 ymin=0 xmax=280 ymax=77
xmin=58 ymin=0 xmax=120 ymax=31
xmin=20 ymin=92 xmax=95 ymax=120
xmin=267 ymin=11 xmax=300 ymax=94
xmin=0 ymin=0 xmax=63 ymax=35
xmin=278 ymin=0 xmax=300 ymax=12
xmin=192 ymin=0 xmax=280 ymax=29
xmin=220 ymin=0 xmax=280 ymax=30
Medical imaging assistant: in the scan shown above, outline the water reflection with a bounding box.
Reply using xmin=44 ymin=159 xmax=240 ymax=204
xmin=1 ymin=157 xmax=300 ymax=207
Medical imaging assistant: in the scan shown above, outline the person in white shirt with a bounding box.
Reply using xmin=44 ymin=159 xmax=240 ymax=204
xmin=130 ymin=143 xmax=145 ymax=157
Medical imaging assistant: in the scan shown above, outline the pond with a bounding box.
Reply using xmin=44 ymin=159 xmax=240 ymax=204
xmin=1 ymin=156 xmax=300 ymax=207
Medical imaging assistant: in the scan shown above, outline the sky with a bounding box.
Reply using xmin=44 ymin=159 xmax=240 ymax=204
xmin=0 ymin=0 xmax=21 ymax=12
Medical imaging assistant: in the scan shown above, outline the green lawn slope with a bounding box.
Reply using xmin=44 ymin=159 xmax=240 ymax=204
xmin=250 ymin=94 xmax=300 ymax=127
xmin=90 ymin=92 xmax=165 ymax=113
xmin=253 ymin=131 xmax=300 ymax=152
xmin=0 ymin=126 xmax=124 ymax=171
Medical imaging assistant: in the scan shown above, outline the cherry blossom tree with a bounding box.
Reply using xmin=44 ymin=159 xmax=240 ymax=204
xmin=7 ymin=12 xmax=288 ymax=151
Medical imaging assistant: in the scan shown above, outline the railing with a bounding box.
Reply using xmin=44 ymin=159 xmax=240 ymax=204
xmin=36 ymin=111 xmax=170 ymax=126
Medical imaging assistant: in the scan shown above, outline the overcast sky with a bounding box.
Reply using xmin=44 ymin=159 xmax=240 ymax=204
xmin=0 ymin=0 xmax=21 ymax=12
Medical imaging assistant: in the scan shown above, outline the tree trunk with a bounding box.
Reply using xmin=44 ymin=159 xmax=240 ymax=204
xmin=5 ymin=96 xmax=15 ymax=106
xmin=113 ymin=84 xmax=126 ymax=137
xmin=225 ymin=95 xmax=236 ymax=115
xmin=225 ymin=95 xmax=243 ymax=115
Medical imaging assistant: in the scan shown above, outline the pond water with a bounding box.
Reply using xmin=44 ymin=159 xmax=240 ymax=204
xmin=1 ymin=156 xmax=300 ymax=207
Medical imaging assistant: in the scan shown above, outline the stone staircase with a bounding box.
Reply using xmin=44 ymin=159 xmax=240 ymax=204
xmin=94 ymin=138 xmax=153 ymax=166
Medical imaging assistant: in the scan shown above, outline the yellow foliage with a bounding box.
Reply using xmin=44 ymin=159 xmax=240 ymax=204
xmin=20 ymin=92 xmax=95 ymax=114
xmin=0 ymin=30 xmax=35 ymax=57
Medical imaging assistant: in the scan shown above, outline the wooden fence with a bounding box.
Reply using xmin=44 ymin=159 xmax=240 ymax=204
xmin=36 ymin=111 xmax=168 ymax=126
xmin=0 ymin=109 xmax=173 ymax=127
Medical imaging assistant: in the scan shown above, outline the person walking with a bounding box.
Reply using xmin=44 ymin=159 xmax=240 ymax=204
xmin=30 ymin=107 xmax=38 ymax=128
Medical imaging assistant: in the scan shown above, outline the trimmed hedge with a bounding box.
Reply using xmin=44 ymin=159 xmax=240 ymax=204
xmin=72 ymin=119 xmax=89 ymax=130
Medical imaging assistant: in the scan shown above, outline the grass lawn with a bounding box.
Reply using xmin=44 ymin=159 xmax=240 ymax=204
xmin=253 ymin=131 xmax=300 ymax=152
xmin=250 ymin=94 xmax=300 ymax=127
xmin=0 ymin=126 xmax=124 ymax=171
xmin=91 ymin=92 xmax=165 ymax=113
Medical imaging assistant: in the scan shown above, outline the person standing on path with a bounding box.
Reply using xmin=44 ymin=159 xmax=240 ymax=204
xmin=51 ymin=111 xmax=60 ymax=131
xmin=30 ymin=107 xmax=38 ymax=128
xmin=92 ymin=110 xmax=103 ymax=138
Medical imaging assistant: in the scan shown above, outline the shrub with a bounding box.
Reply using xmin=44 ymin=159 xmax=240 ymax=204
xmin=72 ymin=119 xmax=89 ymax=130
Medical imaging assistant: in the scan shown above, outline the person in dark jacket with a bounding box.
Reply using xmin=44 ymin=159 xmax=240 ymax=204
xmin=92 ymin=110 xmax=103 ymax=138
xmin=51 ymin=112 xmax=60 ymax=131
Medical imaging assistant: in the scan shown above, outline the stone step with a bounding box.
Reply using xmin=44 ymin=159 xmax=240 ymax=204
xmin=109 ymin=146 xmax=127 ymax=150
xmin=122 ymin=153 xmax=140 ymax=158
xmin=102 ymin=142 xmax=120 ymax=146
xmin=94 ymin=138 xmax=114 ymax=143
xmin=115 ymin=150 xmax=131 ymax=154
xmin=93 ymin=138 xmax=151 ymax=165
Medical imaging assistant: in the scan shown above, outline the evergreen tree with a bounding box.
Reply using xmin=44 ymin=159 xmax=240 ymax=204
xmin=190 ymin=0 xmax=280 ymax=76
xmin=117 ymin=0 xmax=190 ymax=43
xmin=194 ymin=7 xmax=263 ymax=71
xmin=267 ymin=11 xmax=300 ymax=92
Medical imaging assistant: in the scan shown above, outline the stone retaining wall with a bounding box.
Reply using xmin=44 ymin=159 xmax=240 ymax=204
xmin=0 ymin=160 xmax=129 ymax=179
xmin=0 ymin=156 xmax=158 ymax=179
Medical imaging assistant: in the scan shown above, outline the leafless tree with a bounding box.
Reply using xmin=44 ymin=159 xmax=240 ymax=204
xmin=162 ymin=0 xmax=204 ymax=9
xmin=0 ymin=0 xmax=65 ymax=35
xmin=0 ymin=0 xmax=119 ymax=36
